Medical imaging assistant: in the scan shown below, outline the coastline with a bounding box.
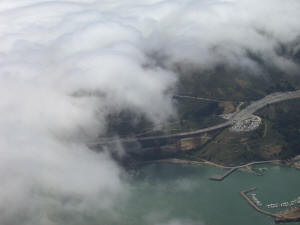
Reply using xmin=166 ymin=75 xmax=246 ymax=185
xmin=134 ymin=157 xmax=300 ymax=174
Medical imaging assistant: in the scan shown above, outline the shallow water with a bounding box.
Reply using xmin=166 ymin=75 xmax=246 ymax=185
xmin=113 ymin=163 xmax=300 ymax=225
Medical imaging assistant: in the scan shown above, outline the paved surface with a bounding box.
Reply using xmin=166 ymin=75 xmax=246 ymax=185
xmin=92 ymin=90 xmax=300 ymax=145
xmin=231 ymin=90 xmax=300 ymax=122
xmin=173 ymin=95 xmax=228 ymax=102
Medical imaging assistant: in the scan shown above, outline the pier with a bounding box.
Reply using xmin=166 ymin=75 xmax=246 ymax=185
xmin=206 ymin=160 xmax=280 ymax=181
xmin=209 ymin=168 xmax=237 ymax=181
xmin=136 ymin=158 xmax=282 ymax=181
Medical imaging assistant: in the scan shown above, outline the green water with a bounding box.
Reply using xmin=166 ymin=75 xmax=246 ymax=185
xmin=112 ymin=164 xmax=300 ymax=225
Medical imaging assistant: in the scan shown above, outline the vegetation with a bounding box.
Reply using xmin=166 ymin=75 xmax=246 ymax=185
xmin=257 ymin=100 xmax=300 ymax=159
xmin=105 ymin=109 xmax=154 ymax=137
xmin=104 ymin=66 xmax=300 ymax=166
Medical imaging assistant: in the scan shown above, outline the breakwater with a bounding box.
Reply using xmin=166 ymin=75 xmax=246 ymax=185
xmin=240 ymin=187 xmax=300 ymax=224
xmin=240 ymin=187 xmax=279 ymax=218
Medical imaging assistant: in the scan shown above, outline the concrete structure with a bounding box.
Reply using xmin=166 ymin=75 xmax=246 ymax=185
xmin=209 ymin=168 xmax=237 ymax=181
xmin=90 ymin=90 xmax=300 ymax=147
xmin=240 ymin=187 xmax=300 ymax=224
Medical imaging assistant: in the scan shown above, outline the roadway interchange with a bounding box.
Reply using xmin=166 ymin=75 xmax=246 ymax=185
xmin=92 ymin=90 xmax=300 ymax=145
xmin=231 ymin=90 xmax=300 ymax=122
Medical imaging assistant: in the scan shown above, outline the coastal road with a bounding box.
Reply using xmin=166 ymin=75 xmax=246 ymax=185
xmin=91 ymin=90 xmax=300 ymax=145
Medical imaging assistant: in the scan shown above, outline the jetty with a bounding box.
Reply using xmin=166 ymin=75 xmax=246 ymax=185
xmin=240 ymin=187 xmax=278 ymax=217
xmin=240 ymin=187 xmax=300 ymax=223
xmin=209 ymin=168 xmax=237 ymax=181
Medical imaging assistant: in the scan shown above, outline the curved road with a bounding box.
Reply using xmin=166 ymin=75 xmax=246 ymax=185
xmin=92 ymin=90 xmax=300 ymax=145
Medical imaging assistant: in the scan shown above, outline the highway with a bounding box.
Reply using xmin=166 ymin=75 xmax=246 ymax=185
xmin=173 ymin=95 xmax=228 ymax=102
xmin=91 ymin=90 xmax=300 ymax=146
xmin=231 ymin=90 xmax=300 ymax=121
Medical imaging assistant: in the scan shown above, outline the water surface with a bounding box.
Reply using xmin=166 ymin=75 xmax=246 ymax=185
xmin=114 ymin=163 xmax=300 ymax=225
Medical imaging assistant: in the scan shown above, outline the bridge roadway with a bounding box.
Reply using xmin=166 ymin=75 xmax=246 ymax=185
xmin=92 ymin=90 xmax=300 ymax=146
xmin=173 ymin=95 xmax=229 ymax=102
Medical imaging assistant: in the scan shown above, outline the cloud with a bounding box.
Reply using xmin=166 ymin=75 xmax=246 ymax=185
xmin=0 ymin=1 xmax=176 ymax=224
xmin=0 ymin=0 xmax=300 ymax=224
xmin=141 ymin=0 xmax=300 ymax=74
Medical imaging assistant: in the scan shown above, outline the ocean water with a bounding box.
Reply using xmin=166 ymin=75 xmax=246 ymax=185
xmin=111 ymin=163 xmax=300 ymax=225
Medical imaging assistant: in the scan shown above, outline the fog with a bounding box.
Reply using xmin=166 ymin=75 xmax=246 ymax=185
xmin=1 ymin=0 xmax=300 ymax=224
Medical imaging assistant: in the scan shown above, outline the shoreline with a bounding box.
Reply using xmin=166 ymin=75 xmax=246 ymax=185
xmin=135 ymin=157 xmax=284 ymax=170
xmin=133 ymin=157 xmax=299 ymax=177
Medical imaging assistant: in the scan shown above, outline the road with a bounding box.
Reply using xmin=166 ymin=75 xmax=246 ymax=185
xmin=173 ymin=95 xmax=228 ymax=102
xmin=91 ymin=90 xmax=300 ymax=145
xmin=231 ymin=90 xmax=300 ymax=121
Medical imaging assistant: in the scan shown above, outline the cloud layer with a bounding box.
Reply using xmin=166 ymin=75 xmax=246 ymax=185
xmin=1 ymin=0 xmax=300 ymax=224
